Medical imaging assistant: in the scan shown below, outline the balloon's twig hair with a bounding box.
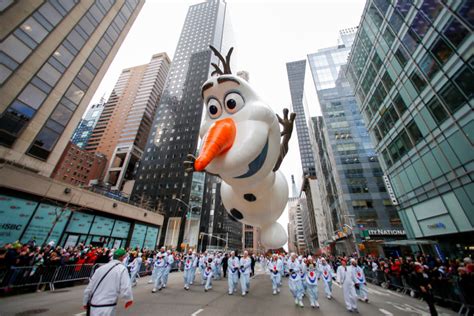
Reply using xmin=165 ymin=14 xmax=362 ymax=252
xmin=210 ymin=45 xmax=233 ymax=76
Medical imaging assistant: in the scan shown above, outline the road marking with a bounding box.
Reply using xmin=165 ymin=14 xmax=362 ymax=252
xmin=379 ymin=309 xmax=393 ymax=316
xmin=367 ymin=288 xmax=390 ymax=296
xmin=191 ymin=308 xmax=204 ymax=316
xmin=73 ymin=312 xmax=86 ymax=316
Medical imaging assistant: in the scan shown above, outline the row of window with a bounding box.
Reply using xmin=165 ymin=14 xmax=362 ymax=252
xmin=0 ymin=0 xmax=78 ymax=84
xmin=28 ymin=2 xmax=138 ymax=160
xmin=0 ymin=1 xmax=114 ymax=148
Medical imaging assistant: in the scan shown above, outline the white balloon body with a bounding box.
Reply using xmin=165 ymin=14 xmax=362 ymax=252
xmin=198 ymin=74 xmax=288 ymax=249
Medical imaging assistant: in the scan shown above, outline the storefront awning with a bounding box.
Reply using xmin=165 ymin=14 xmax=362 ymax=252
xmin=383 ymin=239 xmax=437 ymax=246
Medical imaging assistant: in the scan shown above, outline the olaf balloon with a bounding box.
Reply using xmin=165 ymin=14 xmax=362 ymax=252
xmin=185 ymin=46 xmax=296 ymax=249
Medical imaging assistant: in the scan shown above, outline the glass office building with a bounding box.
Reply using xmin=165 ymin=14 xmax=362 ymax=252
xmin=346 ymin=0 xmax=473 ymax=256
xmin=304 ymin=28 xmax=402 ymax=256
xmin=71 ymin=99 xmax=105 ymax=148
xmin=287 ymin=60 xmax=317 ymax=177
xmin=132 ymin=0 xmax=234 ymax=249
xmin=0 ymin=0 xmax=144 ymax=176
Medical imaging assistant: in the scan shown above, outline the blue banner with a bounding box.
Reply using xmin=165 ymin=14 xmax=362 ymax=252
xmin=89 ymin=215 xmax=114 ymax=236
xmin=0 ymin=195 xmax=37 ymax=246
xmin=130 ymin=224 xmax=147 ymax=249
xmin=66 ymin=212 xmax=93 ymax=234
xmin=21 ymin=203 xmax=71 ymax=246
xmin=111 ymin=220 xmax=130 ymax=238
xmin=143 ymin=226 xmax=159 ymax=250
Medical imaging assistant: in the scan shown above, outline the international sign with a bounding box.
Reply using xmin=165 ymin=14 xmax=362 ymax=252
xmin=367 ymin=229 xmax=405 ymax=236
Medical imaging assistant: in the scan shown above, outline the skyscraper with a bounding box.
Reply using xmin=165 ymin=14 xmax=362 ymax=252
xmin=346 ymin=0 xmax=473 ymax=256
xmin=0 ymin=0 xmax=144 ymax=176
xmin=71 ymin=99 xmax=106 ymax=148
xmin=0 ymin=1 xmax=165 ymax=249
xmin=132 ymin=0 xmax=234 ymax=248
xmin=304 ymin=27 xmax=402 ymax=256
xmin=286 ymin=60 xmax=317 ymax=177
xmin=86 ymin=53 xmax=170 ymax=192
xmin=287 ymin=177 xmax=308 ymax=254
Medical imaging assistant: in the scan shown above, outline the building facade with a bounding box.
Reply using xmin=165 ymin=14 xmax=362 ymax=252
xmin=71 ymin=99 xmax=105 ymax=148
xmin=287 ymin=175 xmax=309 ymax=254
xmin=286 ymin=61 xmax=317 ymax=177
xmin=51 ymin=141 xmax=107 ymax=187
xmin=346 ymin=0 xmax=473 ymax=257
xmin=86 ymin=53 xmax=170 ymax=192
xmin=132 ymin=0 xmax=234 ymax=249
xmin=0 ymin=0 xmax=144 ymax=176
xmin=0 ymin=165 xmax=163 ymax=249
xmin=304 ymin=27 xmax=403 ymax=256
xmin=199 ymin=176 xmax=242 ymax=252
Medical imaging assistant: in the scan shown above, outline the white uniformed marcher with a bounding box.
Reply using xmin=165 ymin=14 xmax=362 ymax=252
xmin=267 ymin=253 xmax=283 ymax=295
xmin=351 ymin=258 xmax=369 ymax=302
xmin=288 ymin=253 xmax=304 ymax=307
xmin=183 ymin=249 xmax=195 ymax=290
xmin=202 ymin=256 xmax=214 ymax=292
xmin=152 ymin=248 xmax=167 ymax=293
xmin=239 ymin=251 xmax=252 ymax=296
xmin=319 ymin=257 xmax=335 ymax=299
xmin=336 ymin=259 xmax=358 ymax=313
xmin=128 ymin=252 xmax=142 ymax=287
xmin=83 ymin=249 xmax=133 ymax=316
xmin=162 ymin=250 xmax=174 ymax=288
xmin=305 ymin=256 xmax=320 ymax=308
xmin=227 ymin=251 xmax=240 ymax=295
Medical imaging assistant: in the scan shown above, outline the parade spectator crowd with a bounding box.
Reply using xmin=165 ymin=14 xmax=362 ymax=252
xmin=0 ymin=239 xmax=473 ymax=313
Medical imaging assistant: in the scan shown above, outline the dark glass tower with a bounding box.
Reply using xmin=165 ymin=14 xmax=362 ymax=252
xmin=286 ymin=60 xmax=317 ymax=177
xmin=132 ymin=0 xmax=233 ymax=249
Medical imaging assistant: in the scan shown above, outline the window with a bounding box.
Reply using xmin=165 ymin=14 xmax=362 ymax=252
xmin=407 ymin=121 xmax=423 ymax=144
xmin=17 ymin=84 xmax=47 ymax=109
xmin=419 ymin=53 xmax=439 ymax=79
xmin=37 ymin=62 xmax=61 ymax=86
xmin=409 ymin=71 xmax=427 ymax=93
xmin=20 ymin=17 xmax=48 ymax=43
xmin=443 ymin=19 xmax=469 ymax=48
xmin=427 ymin=97 xmax=448 ymax=124
xmin=411 ymin=11 xmax=430 ymax=39
xmin=383 ymin=27 xmax=395 ymax=47
xmin=430 ymin=38 xmax=453 ymax=65
xmin=454 ymin=65 xmax=474 ymax=99
xmin=50 ymin=104 xmax=73 ymax=125
xmin=402 ymin=28 xmax=420 ymax=55
xmin=457 ymin=0 xmax=474 ymax=28
xmin=420 ymin=0 xmax=443 ymax=22
xmin=1 ymin=35 xmax=32 ymax=63
xmin=393 ymin=94 xmax=407 ymax=116
xmin=440 ymin=83 xmax=466 ymax=113
xmin=389 ymin=10 xmax=404 ymax=33
xmin=394 ymin=47 xmax=409 ymax=67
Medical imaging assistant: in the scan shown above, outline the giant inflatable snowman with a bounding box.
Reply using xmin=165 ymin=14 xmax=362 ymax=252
xmin=185 ymin=46 xmax=296 ymax=249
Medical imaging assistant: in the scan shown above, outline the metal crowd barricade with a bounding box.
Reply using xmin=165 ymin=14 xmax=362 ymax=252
xmin=0 ymin=266 xmax=57 ymax=290
xmin=49 ymin=263 xmax=96 ymax=291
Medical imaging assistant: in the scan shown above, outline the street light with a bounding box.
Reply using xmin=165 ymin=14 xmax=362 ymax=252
xmin=199 ymin=232 xmax=228 ymax=252
xmin=343 ymin=215 xmax=360 ymax=257
xmin=173 ymin=198 xmax=195 ymax=251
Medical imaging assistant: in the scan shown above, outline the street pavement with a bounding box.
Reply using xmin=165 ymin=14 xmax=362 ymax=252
xmin=0 ymin=264 xmax=456 ymax=316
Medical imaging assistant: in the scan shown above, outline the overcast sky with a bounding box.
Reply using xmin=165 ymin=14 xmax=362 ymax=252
xmin=90 ymin=0 xmax=367 ymax=244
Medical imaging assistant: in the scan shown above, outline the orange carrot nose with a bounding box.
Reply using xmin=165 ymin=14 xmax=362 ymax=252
xmin=195 ymin=118 xmax=236 ymax=171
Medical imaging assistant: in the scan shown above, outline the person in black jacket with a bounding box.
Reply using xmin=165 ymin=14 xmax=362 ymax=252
xmin=411 ymin=263 xmax=437 ymax=316
xmin=222 ymin=253 xmax=229 ymax=278
xmin=250 ymin=254 xmax=256 ymax=277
